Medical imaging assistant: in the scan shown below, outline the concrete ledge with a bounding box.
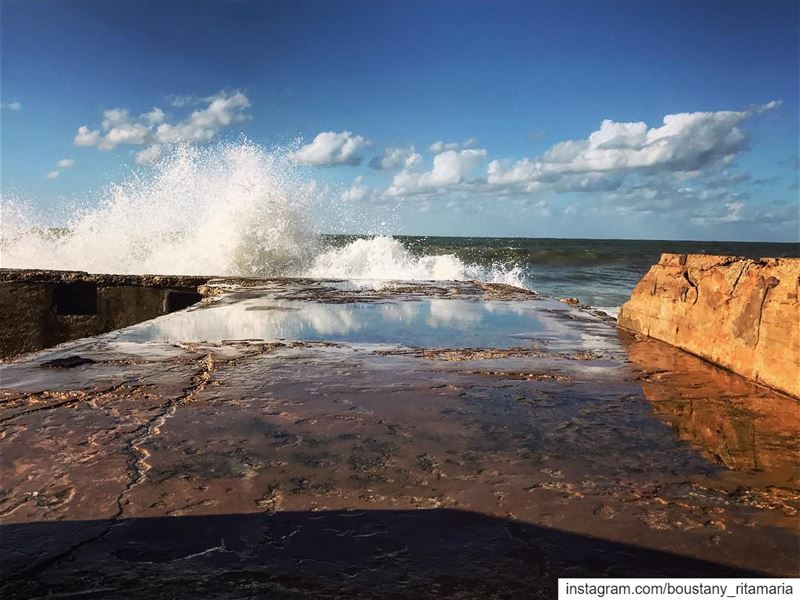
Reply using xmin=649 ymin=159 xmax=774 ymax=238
xmin=618 ymin=254 xmax=800 ymax=398
xmin=0 ymin=269 xmax=212 ymax=359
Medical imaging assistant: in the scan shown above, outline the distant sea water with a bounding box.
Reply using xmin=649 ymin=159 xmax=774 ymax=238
xmin=323 ymin=236 xmax=800 ymax=315
xmin=2 ymin=143 xmax=797 ymax=317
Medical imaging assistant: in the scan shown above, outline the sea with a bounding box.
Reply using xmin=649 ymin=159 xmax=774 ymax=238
xmin=2 ymin=142 xmax=797 ymax=316
xmin=321 ymin=236 xmax=799 ymax=316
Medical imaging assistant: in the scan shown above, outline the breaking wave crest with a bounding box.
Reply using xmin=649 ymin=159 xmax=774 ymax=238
xmin=1 ymin=141 xmax=526 ymax=288
xmin=307 ymin=236 xmax=525 ymax=286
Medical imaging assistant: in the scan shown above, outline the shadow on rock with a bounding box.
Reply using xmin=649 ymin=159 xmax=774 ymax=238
xmin=1 ymin=508 xmax=765 ymax=600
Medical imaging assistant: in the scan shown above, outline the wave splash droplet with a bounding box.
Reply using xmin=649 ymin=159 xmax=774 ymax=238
xmin=1 ymin=141 xmax=526 ymax=288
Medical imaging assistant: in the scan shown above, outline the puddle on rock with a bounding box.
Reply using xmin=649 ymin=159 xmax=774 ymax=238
xmin=113 ymin=295 xmax=598 ymax=349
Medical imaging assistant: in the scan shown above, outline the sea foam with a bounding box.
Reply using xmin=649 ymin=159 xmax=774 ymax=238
xmin=1 ymin=141 xmax=525 ymax=288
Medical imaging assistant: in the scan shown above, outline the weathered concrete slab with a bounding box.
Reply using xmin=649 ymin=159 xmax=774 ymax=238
xmin=0 ymin=269 xmax=210 ymax=358
xmin=618 ymin=254 xmax=800 ymax=397
xmin=1 ymin=279 xmax=798 ymax=598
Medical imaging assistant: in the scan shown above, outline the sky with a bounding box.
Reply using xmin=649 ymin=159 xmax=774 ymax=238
xmin=1 ymin=0 xmax=798 ymax=241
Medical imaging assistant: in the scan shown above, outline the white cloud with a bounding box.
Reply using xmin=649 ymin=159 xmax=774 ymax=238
xmin=154 ymin=91 xmax=250 ymax=145
xmin=167 ymin=94 xmax=202 ymax=107
xmin=1 ymin=101 xmax=22 ymax=111
xmin=388 ymin=148 xmax=487 ymax=195
xmin=135 ymin=144 xmax=164 ymax=165
xmin=754 ymin=100 xmax=781 ymax=113
xmin=143 ymin=107 xmax=166 ymax=125
xmin=690 ymin=200 xmax=748 ymax=225
xmin=341 ymin=176 xmax=369 ymax=202
xmin=578 ymin=165 xmax=787 ymax=229
xmin=46 ymin=158 xmax=76 ymax=180
xmin=487 ymin=102 xmax=781 ymax=188
xmin=532 ymin=199 xmax=551 ymax=217
xmin=72 ymin=90 xmax=251 ymax=162
xmin=289 ymin=131 xmax=370 ymax=167
xmin=429 ymin=138 xmax=478 ymax=154
xmin=74 ymin=125 xmax=102 ymax=146
xmin=556 ymin=172 xmax=622 ymax=193
xmin=101 ymin=108 xmax=130 ymax=129
xmin=336 ymin=102 xmax=786 ymax=234
xmin=721 ymin=201 xmax=746 ymax=222
xmin=370 ymin=146 xmax=422 ymax=170
xmin=101 ymin=117 xmax=149 ymax=149
xmin=360 ymin=101 xmax=781 ymax=219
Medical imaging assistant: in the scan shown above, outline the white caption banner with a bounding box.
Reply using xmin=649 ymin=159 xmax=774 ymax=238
xmin=558 ymin=578 xmax=799 ymax=600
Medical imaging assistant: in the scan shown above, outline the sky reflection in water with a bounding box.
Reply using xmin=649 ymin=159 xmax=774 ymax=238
xmin=115 ymin=297 xmax=560 ymax=348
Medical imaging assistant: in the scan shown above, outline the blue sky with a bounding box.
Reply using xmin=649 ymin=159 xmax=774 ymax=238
xmin=1 ymin=0 xmax=798 ymax=241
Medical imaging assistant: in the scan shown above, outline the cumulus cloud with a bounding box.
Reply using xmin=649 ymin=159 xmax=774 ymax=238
xmin=74 ymin=126 xmax=101 ymax=146
xmin=346 ymin=101 xmax=786 ymax=235
xmin=354 ymin=101 xmax=783 ymax=230
xmin=596 ymin=171 xmax=740 ymax=216
xmin=341 ymin=176 xmax=370 ymax=202
xmin=720 ymin=201 xmax=746 ymax=223
xmin=561 ymin=179 xmax=797 ymax=237
xmin=754 ymin=100 xmax=781 ymax=113
xmin=429 ymin=138 xmax=478 ymax=154
xmin=72 ymin=90 xmax=251 ymax=163
xmin=370 ymin=146 xmax=422 ymax=170
xmin=388 ymin=148 xmax=487 ymax=195
xmin=487 ymin=101 xmax=781 ymax=189
xmin=143 ymin=107 xmax=166 ymax=125
xmin=1 ymin=101 xmax=22 ymax=111
xmin=165 ymin=93 xmax=231 ymax=108
xmin=46 ymin=158 xmax=75 ymax=180
xmin=551 ymin=172 xmax=623 ymax=193
xmin=167 ymin=94 xmax=202 ymax=107
xmin=154 ymin=92 xmax=250 ymax=145
xmin=135 ymin=144 xmax=164 ymax=165
xmin=689 ymin=201 xmax=749 ymax=225
xmin=289 ymin=131 xmax=370 ymax=167
xmin=572 ymin=164 xmax=798 ymax=233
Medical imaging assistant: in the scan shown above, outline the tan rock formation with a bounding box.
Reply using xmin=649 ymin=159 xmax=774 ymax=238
xmin=618 ymin=254 xmax=800 ymax=398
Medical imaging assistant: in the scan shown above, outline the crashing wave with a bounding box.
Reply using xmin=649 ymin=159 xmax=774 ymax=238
xmin=0 ymin=141 xmax=526 ymax=289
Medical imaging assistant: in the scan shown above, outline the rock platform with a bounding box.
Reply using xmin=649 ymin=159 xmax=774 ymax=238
xmin=1 ymin=276 xmax=798 ymax=598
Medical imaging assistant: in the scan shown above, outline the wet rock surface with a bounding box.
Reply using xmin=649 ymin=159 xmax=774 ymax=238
xmin=0 ymin=278 xmax=798 ymax=598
